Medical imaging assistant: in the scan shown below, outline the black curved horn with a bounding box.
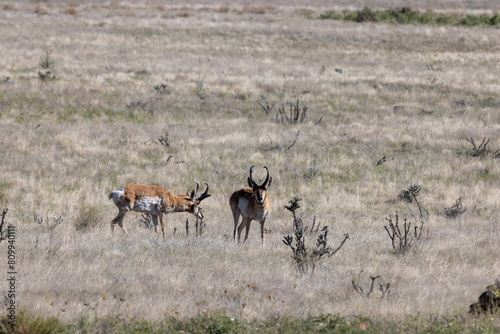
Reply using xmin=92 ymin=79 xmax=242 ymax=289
xmin=198 ymin=182 xmax=211 ymax=201
xmin=189 ymin=183 xmax=199 ymax=200
xmin=262 ymin=166 xmax=270 ymax=188
xmin=248 ymin=165 xmax=257 ymax=188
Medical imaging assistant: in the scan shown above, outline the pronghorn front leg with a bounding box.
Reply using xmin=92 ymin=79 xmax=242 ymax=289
xmin=243 ymin=218 xmax=252 ymax=243
xmin=260 ymin=218 xmax=267 ymax=245
xmin=111 ymin=206 xmax=131 ymax=237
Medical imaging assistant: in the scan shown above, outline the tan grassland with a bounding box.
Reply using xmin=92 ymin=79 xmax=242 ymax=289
xmin=0 ymin=0 xmax=499 ymax=326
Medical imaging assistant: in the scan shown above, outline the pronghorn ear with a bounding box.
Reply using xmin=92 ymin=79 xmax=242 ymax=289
xmin=267 ymin=177 xmax=272 ymax=189
xmin=190 ymin=190 xmax=195 ymax=199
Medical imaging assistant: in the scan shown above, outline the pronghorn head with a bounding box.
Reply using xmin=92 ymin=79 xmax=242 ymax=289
xmin=247 ymin=165 xmax=272 ymax=204
xmin=185 ymin=182 xmax=211 ymax=219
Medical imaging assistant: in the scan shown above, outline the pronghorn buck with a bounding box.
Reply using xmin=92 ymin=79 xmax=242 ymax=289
xmin=109 ymin=183 xmax=211 ymax=238
xmin=229 ymin=166 xmax=272 ymax=244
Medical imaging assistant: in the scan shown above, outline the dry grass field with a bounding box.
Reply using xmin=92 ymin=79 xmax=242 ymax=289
xmin=0 ymin=0 xmax=500 ymax=332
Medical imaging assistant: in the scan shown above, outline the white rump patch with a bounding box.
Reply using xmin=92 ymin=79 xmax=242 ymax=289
xmin=133 ymin=196 xmax=163 ymax=215
xmin=109 ymin=187 xmax=125 ymax=205
xmin=238 ymin=198 xmax=249 ymax=217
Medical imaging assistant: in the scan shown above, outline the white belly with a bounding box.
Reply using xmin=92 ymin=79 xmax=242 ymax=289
xmin=238 ymin=198 xmax=249 ymax=217
xmin=133 ymin=197 xmax=163 ymax=215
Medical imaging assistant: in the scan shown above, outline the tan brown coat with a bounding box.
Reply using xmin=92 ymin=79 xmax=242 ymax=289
xmin=229 ymin=166 xmax=272 ymax=244
xmin=109 ymin=183 xmax=210 ymax=238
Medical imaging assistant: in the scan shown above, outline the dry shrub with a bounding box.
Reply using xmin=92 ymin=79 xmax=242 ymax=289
xmin=216 ymin=6 xmax=230 ymax=13
xmin=444 ymin=197 xmax=466 ymax=219
xmin=176 ymin=7 xmax=191 ymax=18
xmin=2 ymin=4 xmax=15 ymax=10
xmin=283 ymin=196 xmax=349 ymax=276
xmin=294 ymin=8 xmax=315 ymax=16
xmin=155 ymin=4 xmax=165 ymax=11
xmin=64 ymin=6 xmax=77 ymax=16
xmin=241 ymin=6 xmax=276 ymax=15
xmin=34 ymin=5 xmax=47 ymax=15
xmin=73 ymin=195 xmax=103 ymax=231
xmin=257 ymin=82 xmax=279 ymax=94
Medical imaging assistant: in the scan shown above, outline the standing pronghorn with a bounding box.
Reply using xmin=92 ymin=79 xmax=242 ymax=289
xmin=229 ymin=166 xmax=272 ymax=244
xmin=109 ymin=183 xmax=211 ymax=238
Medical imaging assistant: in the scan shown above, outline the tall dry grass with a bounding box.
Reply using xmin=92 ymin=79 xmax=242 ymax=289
xmin=0 ymin=0 xmax=499 ymax=327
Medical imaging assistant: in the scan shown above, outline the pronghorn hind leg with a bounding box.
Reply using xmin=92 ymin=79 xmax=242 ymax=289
xmin=151 ymin=215 xmax=159 ymax=234
xmin=160 ymin=212 xmax=166 ymax=239
xmin=232 ymin=208 xmax=241 ymax=242
xmin=237 ymin=217 xmax=249 ymax=243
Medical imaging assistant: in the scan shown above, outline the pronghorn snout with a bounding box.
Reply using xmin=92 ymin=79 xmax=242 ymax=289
xmin=194 ymin=207 xmax=204 ymax=219
xmin=255 ymin=191 xmax=266 ymax=204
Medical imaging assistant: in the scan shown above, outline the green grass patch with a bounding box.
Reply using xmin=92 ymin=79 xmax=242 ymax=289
xmin=0 ymin=309 xmax=68 ymax=334
xmin=2 ymin=311 xmax=499 ymax=334
xmin=319 ymin=7 xmax=500 ymax=27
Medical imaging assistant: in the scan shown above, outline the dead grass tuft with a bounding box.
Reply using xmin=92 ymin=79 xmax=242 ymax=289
xmin=241 ymin=6 xmax=276 ymax=15
xmin=33 ymin=5 xmax=47 ymax=15
xmin=64 ymin=6 xmax=77 ymax=16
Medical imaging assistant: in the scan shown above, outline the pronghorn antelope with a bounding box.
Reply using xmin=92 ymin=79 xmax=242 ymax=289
xmin=229 ymin=166 xmax=272 ymax=244
xmin=108 ymin=183 xmax=211 ymax=238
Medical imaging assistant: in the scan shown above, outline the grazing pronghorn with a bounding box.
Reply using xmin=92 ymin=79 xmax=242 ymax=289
xmin=109 ymin=183 xmax=211 ymax=238
xmin=229 ymin=166 xmax=272 ymax=244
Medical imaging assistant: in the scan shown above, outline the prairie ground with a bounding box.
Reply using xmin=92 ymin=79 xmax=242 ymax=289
xmin=0 ymin=0 xmax=499 ymax=331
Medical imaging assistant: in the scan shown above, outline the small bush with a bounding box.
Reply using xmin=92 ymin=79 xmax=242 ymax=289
xmin=384 ymin=211 xmax=424 ymax=254
xmin=466 ymin=137 xmax=490 ymax=157
xmin=283 ymin=196 xmax=349 ymax=275
xmin=33 ymin=212 xmax=64 ymax=231
xmin=276 ymin=99 xmax=308 ymax=124
xmin=304 ymin=153 xmax=319 ymax=179
xmin=352 ymin=271 xmax=391 ymax=298
xmin=444 ymin=197 xmax=466 ymax=219
xmin=460 ymin=15 xmax=481 ymax=27
xmin=73 ymin=195 xmax=103 ymax=231
xmin=490 ymin=13 xmax=500 ymax=25
xmin=355 ymin=7 xmax=376 ymax=22
xmin=342 ymin=10 xmax=358 ymax=21
xmin=435 ymin=14 xmax=455 ymax=25
xmin=318 ymin=10 xmax=342 ymax=20
xmin=385 ymin=183 xmax=428 ymax=254
xmin=39 ymin=47 xmax=55 ymax=70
